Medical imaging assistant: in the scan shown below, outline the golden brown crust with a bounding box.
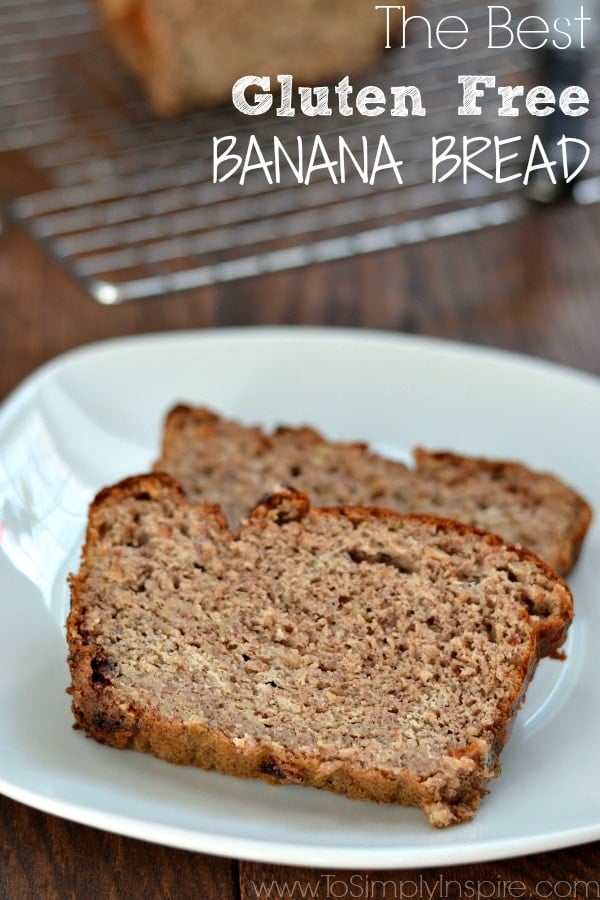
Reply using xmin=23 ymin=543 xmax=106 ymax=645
xmin=68 ymin=655 xmax=489 ymax=827
xmin=67 ymin=474 xmax=573 ymax=827
xmin=92 ymin=470 xmax=186 ymax=508
xmin=414 ymin=448 xmax=593 ymax=577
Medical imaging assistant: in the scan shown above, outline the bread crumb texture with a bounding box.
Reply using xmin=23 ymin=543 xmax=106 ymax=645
xmin=155 ymin=406 xmax=592 ymax=576
xmin=68 ymin=474 xmax=573 ymax=827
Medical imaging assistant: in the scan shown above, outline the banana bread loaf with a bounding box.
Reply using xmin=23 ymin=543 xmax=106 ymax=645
xmin=67 ymin=473 xmax=573 ymax=827
xmin=93 ymin=0 xmax=391 ymax=115
xmin=154 ymin=405 xmax=591 ymax=575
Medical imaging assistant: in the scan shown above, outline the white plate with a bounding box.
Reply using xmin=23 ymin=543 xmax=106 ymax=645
xmin=0 ymin=327 xmax=598 ymax=869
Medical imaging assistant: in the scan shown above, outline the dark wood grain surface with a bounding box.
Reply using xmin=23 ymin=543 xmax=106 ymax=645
xmin=0 ymin=192 xmax=598 ymax=899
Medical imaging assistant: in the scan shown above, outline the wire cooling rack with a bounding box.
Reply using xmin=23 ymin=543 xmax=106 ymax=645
xmin=0 ymin=0 xmax=599 ymax=303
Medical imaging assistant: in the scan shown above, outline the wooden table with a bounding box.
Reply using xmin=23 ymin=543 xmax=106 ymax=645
xmin=0 ymin=194 xmax=598 ymax=897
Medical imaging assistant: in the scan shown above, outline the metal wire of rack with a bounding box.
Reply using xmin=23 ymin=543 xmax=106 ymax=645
xmin=0 ymin=0 xmax=598 ymax=303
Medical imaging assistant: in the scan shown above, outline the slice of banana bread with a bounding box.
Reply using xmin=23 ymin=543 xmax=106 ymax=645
xmin=68 ymin=474 xmax=573 ymax=827
xmin=154 ymin=405 xmax=592 ymax=576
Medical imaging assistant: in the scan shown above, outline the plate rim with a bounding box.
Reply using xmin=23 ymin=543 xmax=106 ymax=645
xmin=1 ymin=774 xmax=599 ymax=869
xmin=1 ymin=326 xmax=598 ymax=423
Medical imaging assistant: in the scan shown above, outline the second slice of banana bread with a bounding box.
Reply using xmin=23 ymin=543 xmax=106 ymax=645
xmin=154 ymin=405 xmax=591 ymax=575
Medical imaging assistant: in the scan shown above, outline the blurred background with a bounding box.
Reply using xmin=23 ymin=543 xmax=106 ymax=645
xmin=8 ymin=0 xmax=598 ymax=304
xmin=0 ymin=0 xmax=598 ymax=401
